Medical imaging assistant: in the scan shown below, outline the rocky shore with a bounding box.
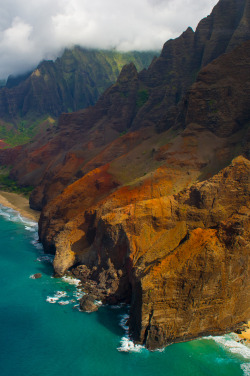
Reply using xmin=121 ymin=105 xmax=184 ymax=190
xmin=0 ymin=0 xmax=249 ymax=351
xmin=236 ymin=321 xmax=250 ymax=345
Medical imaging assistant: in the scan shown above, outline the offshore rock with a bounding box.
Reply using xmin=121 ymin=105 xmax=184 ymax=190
xmin=79 ymin=295 xmax=99 ymax=312
xmin=0 ymin=0 xmax=249 ymax=350
xmin=30 ymin=273 xmax=42 ymax=279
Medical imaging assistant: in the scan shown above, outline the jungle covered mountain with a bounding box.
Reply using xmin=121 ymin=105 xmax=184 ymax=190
xmin=0 ymin=47 xmax=156 ymax=146
xmin=0 ymin=0 xmax=249 ymax=349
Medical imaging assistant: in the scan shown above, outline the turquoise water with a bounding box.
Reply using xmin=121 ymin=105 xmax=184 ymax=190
xmin=0 ymin=205 xmax=249 ymax=376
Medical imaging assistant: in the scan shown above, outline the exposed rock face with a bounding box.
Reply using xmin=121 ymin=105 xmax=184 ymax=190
xmin=79 ymin=295 xmax=98 ymax=312
xmin=0 ymin=0 xmax=249 ymax=350
xmin=181 ymin=41 xmax=250 ymax=138
xmin=132 ymin=0 xmax=250 ymax=131
xmin=128 ymin=157 xmax=250 ymax=348
xmin=36 ymin=36 xmax=250 ymax=348
xmin=0 ymin=48 xmax=155 ymax=136
xmin=42 ymin=156 xmax=250 ymax=349
xmin=2 ymin=0 xmax=250 ymax=208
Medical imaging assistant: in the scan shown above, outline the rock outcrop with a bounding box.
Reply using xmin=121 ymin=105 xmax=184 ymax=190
xmin=2 ymin=0 xmax=250 ymax=209
xmin=0 ymin=0 xmax=249 ymax=349
xmin=42 ymin=156 xmax=250 ymax=349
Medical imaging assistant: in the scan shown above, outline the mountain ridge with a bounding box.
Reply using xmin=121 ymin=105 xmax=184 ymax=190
xmin=0 ymin=47 xmax=156 ymax=146
xmin=0 ymin=0 xmax=249 ymax=349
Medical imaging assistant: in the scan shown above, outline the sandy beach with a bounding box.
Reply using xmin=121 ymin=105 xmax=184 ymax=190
xmin=237 ymin=321 xmax=250 ymax=345
xmin=0 ymin=191 xmax=40 ymax=222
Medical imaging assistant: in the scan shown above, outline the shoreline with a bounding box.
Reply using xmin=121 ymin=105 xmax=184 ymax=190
xmin=237 ymin=321 xmax=250 ymax=345
xmin=0 ymin=190 xmax=40 ymax=222
xmin=0 ymin=190 xmax=249 ymax=350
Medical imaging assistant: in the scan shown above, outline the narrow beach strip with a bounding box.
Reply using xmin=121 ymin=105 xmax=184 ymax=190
xmin=0 ymin=190 xmax=40 ymax=222
xmin=238 ymin=321 xmax=250 ymax=345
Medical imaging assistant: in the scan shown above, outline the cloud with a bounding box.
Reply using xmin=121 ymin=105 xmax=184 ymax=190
xmin=0 ymin=0 xmax=218 ymax=79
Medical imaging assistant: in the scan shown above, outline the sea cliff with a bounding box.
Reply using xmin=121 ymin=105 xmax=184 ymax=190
xmin=0 ymin=0 xmax=249 ymax=349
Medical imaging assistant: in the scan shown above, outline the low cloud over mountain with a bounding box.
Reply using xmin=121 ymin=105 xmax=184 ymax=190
xmin=0 ymin=0 xmax=217 ymax=79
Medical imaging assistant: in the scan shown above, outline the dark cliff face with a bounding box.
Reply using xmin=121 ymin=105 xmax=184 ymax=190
xmin=0 ymin=48 xmax=156 ymax=142
xmin=2 ymin=0 xmax=250 ymax=210
xmin=0 ymin=0 xmax=249 ymax=349
xmin=182 ymin=41 xmax=250 ymax=138
xmin=36 ymin=39 xmax=250 ymax=349
xmin=134 ymin=0 xmax=250 ymax=132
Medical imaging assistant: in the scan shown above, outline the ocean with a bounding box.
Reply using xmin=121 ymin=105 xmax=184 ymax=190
xmin=0 ymin=204 xmax=249 ymax=376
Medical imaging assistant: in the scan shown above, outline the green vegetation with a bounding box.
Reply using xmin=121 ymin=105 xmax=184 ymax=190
xmin=136 ymin=89 xmax=149 ymax=109
xmin=0 ymin=167 xmax=33 ymax=197
xmin=208 ymin=99 xmax=218 ymax=113
xmin=119 ymin=130 xmax=128 ymax=137
xmin=0 ymin=47 xmax=158 ymax=147
xmin=0 ymin=116 xmax=56 ymax=147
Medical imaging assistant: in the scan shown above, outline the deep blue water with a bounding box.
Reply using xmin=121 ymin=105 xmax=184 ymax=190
xmin=0 ymin=204 xmax=249 ymax=376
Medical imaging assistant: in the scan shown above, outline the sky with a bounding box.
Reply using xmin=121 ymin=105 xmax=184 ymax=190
xmin=0 ymin=0 xmax=218 ymax=79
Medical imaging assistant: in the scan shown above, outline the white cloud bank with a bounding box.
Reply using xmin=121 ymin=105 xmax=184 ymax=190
xmin=0 ymin=0 xmax=218 ymax=79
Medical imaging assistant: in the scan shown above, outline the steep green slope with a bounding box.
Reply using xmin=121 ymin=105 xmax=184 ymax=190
xmin=0 ymin=47 xmax=157 ymax=146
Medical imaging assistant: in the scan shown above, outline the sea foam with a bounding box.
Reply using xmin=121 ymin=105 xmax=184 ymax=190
xmin=61 ymin=276 xmax=81 ymax=286
xmin=206 ymin=334 xmax=250 ymax=360
xmin=117 ymin=313 xmax=145 ymax=353
xmin=117 ymin=337 xmax=144 ymax=353
xmin=241 ymin=363 xmax=250 ymax=376
xmin=0 ymin=205 xmax=37 ymax=228
xmin=46 ymin=291 xmax=69 ymax=304
xmin=73 ymin=291 xmax=85 ymax=300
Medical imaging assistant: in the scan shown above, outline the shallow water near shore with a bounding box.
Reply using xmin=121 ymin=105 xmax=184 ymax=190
xmin=0 ymin=204 xmax=249 ymax=376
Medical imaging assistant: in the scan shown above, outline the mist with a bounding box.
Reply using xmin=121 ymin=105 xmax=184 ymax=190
xmin=0 ymin=0 xmax=218 ymax=79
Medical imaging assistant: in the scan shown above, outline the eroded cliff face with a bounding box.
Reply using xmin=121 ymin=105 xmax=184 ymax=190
xmin=2 ymin=0 xmax=250 ymax=210
xmin=128 ymin=157 xmax=250 ymax=348
xmin=40 ymin=156 xmax=250 ymax=349
xmin=0 ymin=48 xmax=155 ymax=129
xmin=0 ymin=0 xmax=249 ymax=350
xmin=36 ymin=36 xmax=250 ymax=348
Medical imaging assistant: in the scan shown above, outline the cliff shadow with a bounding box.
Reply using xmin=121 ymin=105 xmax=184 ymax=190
xmin=95 ymin=305 xmax=129 ymax=337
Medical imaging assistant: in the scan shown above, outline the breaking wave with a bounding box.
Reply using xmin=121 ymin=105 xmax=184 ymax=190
xmin=61 ymin=276 xmax=81 ymax=286
xmin=241 ymin=363 xmax=250 ymax=376
xmin=208 ymin=334 xmax=250 ymax=360
xmin=0 ymin=204 xmax=37 ymax=228
xmin=117 ymin=313 xmax=145 ymax=353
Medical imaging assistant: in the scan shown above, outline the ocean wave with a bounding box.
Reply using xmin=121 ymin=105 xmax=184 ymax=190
xmin=0 ymin=205 xmax=44 ymax=259
xmin=58 ymin=301 xmax=70 ymax=305
xmin=46 ymin=296 xmax=58 ymax=304
xmin=0 ymin=204 xmax=38 ymax=229
xmin=241 ymin=363 xmax=250 ymax=376
xmin=61 ymin=276 xmax=81 ymax=286
xmin=110 ymin=303 xmax=128 ymax=310
xmin=31 ymin=239 xmax=43 ymax=250
xmin=119 ymin=313 xmax=129 ymax=332
xmin=206 ymin=334 xmax=250 ymax=360
xmin=25 ymin=226 xmax=37 ymax=232
xmin=73 ymin=290 xmax=85 ymax=300
xmin=46 ymin=291 xmax=69 ymax=304
xmin=36 ymin=254 xmax=54 ymax=263
xmin=117 ymin=313 xmax=145 ymax=353
xmin=117 ymin=337 xmax=144 ymax=353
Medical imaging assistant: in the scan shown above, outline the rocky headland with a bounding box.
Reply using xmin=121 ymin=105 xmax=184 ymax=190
xmin=0 ymin=0 xmax=249 ymax=349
